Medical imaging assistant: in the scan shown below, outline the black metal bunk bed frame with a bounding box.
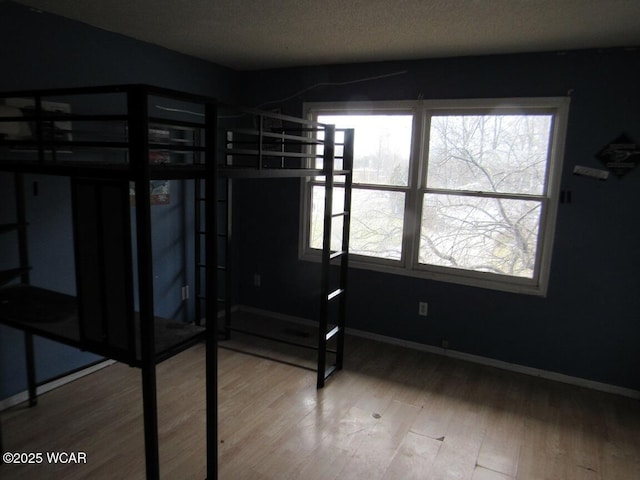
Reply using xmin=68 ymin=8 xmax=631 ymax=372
xmin=0 ymin=84 xmax=353 ymax=479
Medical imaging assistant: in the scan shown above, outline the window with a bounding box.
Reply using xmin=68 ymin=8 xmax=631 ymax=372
xmin=308 ymin=109 xmax=414 ymax=260
xmin=302 ymin=98 xmax=569 ymax=295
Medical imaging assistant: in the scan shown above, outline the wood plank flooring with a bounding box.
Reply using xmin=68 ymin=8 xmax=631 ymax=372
xmin=1 ymin=322 xmax=639 ymax=479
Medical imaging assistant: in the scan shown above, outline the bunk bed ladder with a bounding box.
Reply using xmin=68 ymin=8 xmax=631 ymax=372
xmin=195 ymin=176 xmax=232 ymax=337
xmin=317 ymin=127 xmax=353 ymax=388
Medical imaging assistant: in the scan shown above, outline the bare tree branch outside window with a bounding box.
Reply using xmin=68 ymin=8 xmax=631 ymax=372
xmin=420 ymin=115 xmax=551 ymax=278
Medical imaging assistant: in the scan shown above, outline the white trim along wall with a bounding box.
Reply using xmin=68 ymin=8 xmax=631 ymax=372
xmin=238 ymin=305 xmax=640 ymax=400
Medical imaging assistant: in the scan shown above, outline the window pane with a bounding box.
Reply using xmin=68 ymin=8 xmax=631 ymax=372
xmin=310 ymin=185 xmax=345 ymax=252
xmin=426 ymin=115 xmax=552 ymax=195
xmin=311 ymin=186 xmax=404 ymax=260
xmin=419 ymin=193 xmax=542 ymax=278
xmin=318 ymin=114 xmax=412 ymax=186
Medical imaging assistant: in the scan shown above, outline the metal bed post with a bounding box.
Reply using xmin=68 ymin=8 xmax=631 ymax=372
xmin=224 ymin=177 xmax=232 ymax=339
xmin=128 ymin=86 xmax=160 ymax=480
xmin=204 ymin=100 xmax=219 ymax=480
xmin=0 ymin=173 xmax=32 ymax=458
xmin=13 ymin=173 xmax=38 ymax=407
xmin=24 ymin=334 xmax=37 ymax=405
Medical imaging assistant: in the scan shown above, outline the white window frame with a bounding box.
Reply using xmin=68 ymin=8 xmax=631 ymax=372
xmin=300 ymin=97 xmax=570 ymax=296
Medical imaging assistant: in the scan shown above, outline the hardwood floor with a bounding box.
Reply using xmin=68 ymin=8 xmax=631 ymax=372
xmin=1 ymin=321 xmax=639 ymax=479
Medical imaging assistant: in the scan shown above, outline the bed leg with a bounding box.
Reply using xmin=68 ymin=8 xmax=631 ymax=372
xmin=24 ymin=332 xmax=37 ymax=407
xmin=141 ymin=364 xmax=160 ymax=480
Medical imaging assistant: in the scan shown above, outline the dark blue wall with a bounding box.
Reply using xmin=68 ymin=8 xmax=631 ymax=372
xmin=0 ymin=1 xmax=237 ymax=96
xmin=0 ymin=1 xmax=236 ymax=400
xmin=234 ymin=49 xmax=640 ymax=390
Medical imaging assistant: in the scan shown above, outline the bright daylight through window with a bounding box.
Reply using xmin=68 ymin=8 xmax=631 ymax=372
xmin=302 ymin=99 xmax=569 ymax=295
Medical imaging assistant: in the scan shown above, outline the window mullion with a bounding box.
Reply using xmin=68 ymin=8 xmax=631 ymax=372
xmin=403 ymin=102 xmax=426 ymax=270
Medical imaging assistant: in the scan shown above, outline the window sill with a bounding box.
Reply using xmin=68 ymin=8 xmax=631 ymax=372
xmin=300 ymin=250 xmax=547 ymax=296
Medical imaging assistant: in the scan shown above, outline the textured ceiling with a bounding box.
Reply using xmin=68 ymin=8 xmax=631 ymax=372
xmin=13 ymin=0 xmax=640 ymax=70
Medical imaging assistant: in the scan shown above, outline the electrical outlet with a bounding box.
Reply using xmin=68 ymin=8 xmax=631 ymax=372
xmin=253 ymin=274 xmax=261 ymax=287
xmin=418 ymin=301 xmax=428 ymax=316
xmin=181 ymin=285 xmax=189 ymax=301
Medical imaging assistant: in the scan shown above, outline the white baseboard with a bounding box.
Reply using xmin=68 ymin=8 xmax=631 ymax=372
xmin=237 ymin=305 xmax=640 ymax=400
xmin=0 ymin=359 xmax=116 ymax=412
